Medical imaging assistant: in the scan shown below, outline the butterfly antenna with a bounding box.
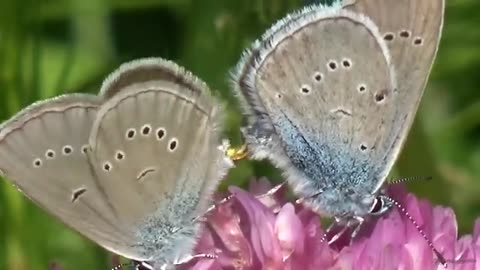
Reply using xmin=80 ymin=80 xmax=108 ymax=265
xmin=384 ymin=196 xmax=447 ymax=267
xmin=389 ymin=176 xmax=433 ymax=185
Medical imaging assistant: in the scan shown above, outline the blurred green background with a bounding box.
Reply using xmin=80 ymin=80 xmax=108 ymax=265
xmin=0 ymin=0 xmax=479 ymax=269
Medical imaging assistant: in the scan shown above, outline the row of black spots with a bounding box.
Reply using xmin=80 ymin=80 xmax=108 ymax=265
xmin=125 ymin=125 xmax=166 ymax=141
xmin=278 ymin=83 xmax=385 ymax=105
xmin=101 ymin=127 xmax=180 ymax=173
xmin=383 ymin=30 xmax=423 ymax=46
xmin=299 ymin=58 xmax=353 ymax=95
xmin=273 ymin=58 xmax=387 ymax=104
xmin=32 ymin=144 xmax=89 ymax=168
xmin=124 ymin=126 xmax=176 ymax=150
xmin=298 ymin=82 xmax=385 ymax=105
xmin=326 ymin=58 xmax=353 ymax=73
xmin=29 ymin=145 xmax=91 ymax=202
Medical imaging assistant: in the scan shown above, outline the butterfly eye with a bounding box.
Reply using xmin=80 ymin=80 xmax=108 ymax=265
xmin=369 ymin=197 xmax=384 ymax=214
xmin=369 ymin=196 xmax=392 ymax=216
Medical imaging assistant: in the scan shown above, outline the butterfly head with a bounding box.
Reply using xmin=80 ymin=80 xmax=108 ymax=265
xmin=367 ymin=193 xmax=393 ymax=216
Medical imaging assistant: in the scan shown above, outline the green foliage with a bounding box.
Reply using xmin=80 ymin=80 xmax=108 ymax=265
xmin=0 ymin=0 xmax=479 ymax=269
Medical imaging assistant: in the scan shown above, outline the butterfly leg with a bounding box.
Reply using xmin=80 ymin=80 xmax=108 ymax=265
xmin=255 ymin=181 xmax=286 ymax=199
xmin=295 ymin=191 xmax=322 ymax=204
xmin=327 ymin=226 xmax=350 ymax=244
xmin=197 ymin=180 xmax=285 ymax=222
xmin=326 ymin=217 xmax=350 ymax=244
xmin=173 ymin=253 xmax=217 ymax=265
xmin=350 ymin=216 xmax=365 ymax=239
xmin=158 ymin=264 xmax=170 ymax=270
xmin=197 ymin=194 xmax=235 ymax=221
xmin=132 ymin=261 xmax=153 ymax=270
xmin=328 ymin=216 xmax=364 ymax=244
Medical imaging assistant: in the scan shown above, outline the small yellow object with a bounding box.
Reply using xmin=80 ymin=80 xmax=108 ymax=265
xmin=226 ymin=144 xmax=248 ymax=161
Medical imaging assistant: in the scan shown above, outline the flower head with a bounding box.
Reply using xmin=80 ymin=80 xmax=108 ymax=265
xmin=185 ymin=179 xmax=480 ymax=270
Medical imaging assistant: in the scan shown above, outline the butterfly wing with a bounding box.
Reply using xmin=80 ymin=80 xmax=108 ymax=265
xmin=88 ymin=58 xmax=232 ymax=262
xmin=0 ymin=94 xmax=142 ymax=259
xmin=343 ymin=0 xmax=445 ymax=189
xmin=98 ymin=58 xmax=196 ymax=100
xmin=231 ymin=5 xmax=396 ymax=207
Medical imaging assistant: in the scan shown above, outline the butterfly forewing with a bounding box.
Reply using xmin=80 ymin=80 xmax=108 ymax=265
xmin=99 ymin=58 xmax=200 ymax=100
xmin=0 ymin=94 xmax=141 ymax=259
